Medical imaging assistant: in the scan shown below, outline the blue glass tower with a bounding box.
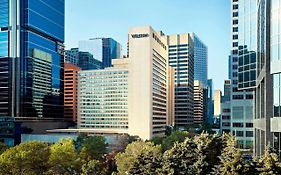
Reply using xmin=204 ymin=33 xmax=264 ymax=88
xmin=191 ymin=33 xmax=208 ymax=87
xmin=0 ymin=0 xmax=65 ymax=119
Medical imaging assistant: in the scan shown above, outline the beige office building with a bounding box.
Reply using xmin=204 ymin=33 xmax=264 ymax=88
xmin=165 ymin=34 xmax=194 ymax=127
xmin=214 ymin=90 xmax=222 ymax=117
xmin=78 ymin=26 xmax=174 ymax=140
xmin=194 ymin=80 xmax=204 ymax=124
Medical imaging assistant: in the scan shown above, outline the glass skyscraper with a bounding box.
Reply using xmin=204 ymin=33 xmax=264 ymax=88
xmin=0 ymin=0 xmax=65 ymax=119
xmin=229 ymin=0 xmax=255 ymax=149
xmin=78 ymin=38 xmax=122 ymax=68
xmin=191 ymin=33 xmax=208 ymax=87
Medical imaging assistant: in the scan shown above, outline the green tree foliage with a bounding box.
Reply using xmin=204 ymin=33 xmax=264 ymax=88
xmin=212 ymin=133 xmax=248 ymax=175
xmin=78 ymin=136 xmax=107 ymax=162
xmin=257 ymin=146 xmax=281 ymax=175
xmin=192 ymin=132 xmax=221 ymax=175
xmin=128 ymin=148 xmax=163 ymax=175
xmin=161 ymin=137 xmax=197 ymax=174
xmin=48 ymin=139 xmax=79 ymax=175
xmin=81 ymin=159 xmax=106 ymax=175
xmin=0 ymin=142 xmax=8 ymax=154
xmin=0 ymin=141 xmax=49 ymax=175
xmin=115 ymin=140 xmax=161 ymax=175
xmin=161 ymin=130 xmax=189 ymax=151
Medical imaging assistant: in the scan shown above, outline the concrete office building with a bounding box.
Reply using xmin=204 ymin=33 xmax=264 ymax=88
xmin=78 ymin=59 xmax=129 ymax=133
xmin=221 ymin=80 xmax=232 ymax=134
xmin=214 ymin=90 xmax=222 ymax=117
xmin=228 ymin=0 xmax=254 ymax=149
xmin=78 ymin=38 xmax=122 ymax=68
xmin=194 ymin=80 xmax=204 ymax=124
xmin=64 ymin=63 xmax=81 ymax=122
xmin=77 ymin=26 xmax=173 ymax=140
xmin=167 ymin=67 xmax=175 ymax=126
xmin=167 ymin=33 xmax=194 ymax=127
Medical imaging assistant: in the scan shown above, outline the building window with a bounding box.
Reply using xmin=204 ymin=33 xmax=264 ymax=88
xmin=233 ymin=27 xmax=238 ymax=32
xmin=233 ymin=95 xmax=243 ymax=99
xmin=233 ymin=122 xmax=243 ymax=127
xmin=233 ymin=35 xmax=238 ymax=40
xmin=233 ymin=42 xmax=238 ymax=47
xmin=246 ymin=95 xmax=253 ymax=99
xmin=233 ymin=12 xmax=238 ymax=17
xmin=246 ymin=123 xmax=253 ymax=127
xmin=246 ymin=131 xmax=253 ymax=137
xmin=233 ymin=4 xmax=238 ymax=10
xmin=233 ymin=19 xmax=238 ymax=25
xmin=234 ymin=131 xmax=244 ymax=137
xmin=222 ymin=115 xmax=230 ymax=119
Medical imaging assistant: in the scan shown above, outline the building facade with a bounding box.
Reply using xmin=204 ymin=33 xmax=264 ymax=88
xmin=78 ymin=59 xmax=129 ymax=133
xmin=77 ymin=26 xmax=173 ymax=140
xmin=167 ymin=33 xmax=194 ymax=128
xmin=207 ymin=79 xmax=214 ymax=124
xmin=78 ymin=38 xmax=122 ymax=68
xmin=64 ymin=63 xmax=81 ymax=122
xmin=191 ymin=33 xmax=208 ymax=87
xmin=229 ymin=0 xmax=255 ymax=149
xmin=0 ymin=0 xmax=65 ymax=119
xmin=194 ymin=80 xmax=204 ymax=124
xmin=65 ymin=48 xmax=79 ymax=66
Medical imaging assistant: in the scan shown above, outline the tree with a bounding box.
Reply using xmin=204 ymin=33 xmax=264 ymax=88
xmin=115 ymin=140 xmax=161 ymax=175
xmin=0 ymin=142 xmax=8 ymax=155
xmin=161 ymin=137 xmax=197 ymax=175
xmin=192 ymin=132 xmax=221 ymax=175
xmin=48 ymin=138 xmax=79 ymax=175
xmin=78 ymin=136 xmax=107 ymax=162
xmin=0 ymin=141 xmax=49 ymax=175
xmin=129 ymin=148 xmax=163 ymax=175
xmin=212 ymin=133 xmax=248 ymax=175
xmin=81 ymin=159 xmax=106 ymax=175
xmin=161 ymin=130 xmax=189 ymax=151
xmin=257 ymin=146 xmax=281 ymax=175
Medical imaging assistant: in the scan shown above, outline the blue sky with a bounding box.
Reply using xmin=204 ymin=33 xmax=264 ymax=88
xmin=65 ymin=0 xmax=230 ymax=90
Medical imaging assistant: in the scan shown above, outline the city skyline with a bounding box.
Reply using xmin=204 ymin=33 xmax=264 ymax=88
xmin=65 ymin=0 xmax=230 ymax=90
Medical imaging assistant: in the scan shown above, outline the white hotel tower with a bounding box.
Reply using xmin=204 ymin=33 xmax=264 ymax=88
xmin=78 ymin=26 xmax=174 ymax=140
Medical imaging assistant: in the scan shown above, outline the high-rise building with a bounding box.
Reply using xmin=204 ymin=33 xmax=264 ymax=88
xmin=78 ymin=59 xmax=129 ymax=133
xmin=166 ymin=33 xmax=194 ymax=128
xmin=78 ymin=51 xmax=102 ymax=70
xmin=253 ymin=0 xmax=281 ymax=157
xmin=65 ymin=48 xmax=102 ymax=70
xmin=222 ymin=80 xmax=231 ymax=102
xmin=167 ymin=67 xmax=175 ymax=126
xmin=78 ymin=38 xmax=122 ymax=68
xmin=191 ymin=33 xmax=208 ymax=87
xmin=214 ymin=90 xmax=222 ymax=117
xmin=65 ymin=48 xmax=79 ymax=66
xmin=77 ymin=26 xmax=173 ymax=140
xmin=0 ymin=0 xmax=65 ymax=119
xmin=221 ymin=80 xmax=232 ymax=134
xmin=194 ymin=80 xmax=204 ymax=124
xmin=64 ymin=63 xmax=80 ymax=122
xmin=207 ymin=79 xmax=214 ymax=124
xmin=229 ymin=0 xmax=254 ymax=149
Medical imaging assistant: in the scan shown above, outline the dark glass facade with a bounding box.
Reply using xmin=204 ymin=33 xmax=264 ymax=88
xmin=0 ymin=0 xmax=65 ymax=119
xmin=78 ymin=52 xmax=102 ymax=70
xmin=237 ymin=0 xmax=258 ymax=90
xmin=102 ymin=38 xmax=121 ymax=68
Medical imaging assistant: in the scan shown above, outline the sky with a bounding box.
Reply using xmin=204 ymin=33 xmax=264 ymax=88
xmin=65 ymin=0 xmax=230 ymax=91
